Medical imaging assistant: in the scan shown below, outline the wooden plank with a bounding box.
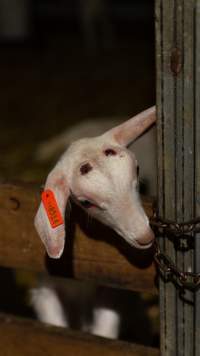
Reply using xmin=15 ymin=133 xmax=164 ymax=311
xmin=175 ymin=2 xmax=185 ymax=354
xmin=194 ymin=2 xmax=200 ymax=354
xmin=179 ymin=2 xmax=194 ymax=354
xmin=156 ymin=1 xmax=197 ymax=355
xmin=162 ymin=2 xmax=177 ymax=355
xmin=155 ymin=2 xmax=165 ymax=354
xmin=0 ymin=182 xmax=157 ymax=293
xmin=0 ymin=314 xmax=159 ymax=356
xmin=156 ymin=1 xmax=177 ymax=354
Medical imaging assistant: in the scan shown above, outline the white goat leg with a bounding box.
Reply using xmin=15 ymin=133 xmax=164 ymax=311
xmin=30 ymin=287 xmax=68 ymax=328
xmin=92 ymin=307 xmax=120 ymax=339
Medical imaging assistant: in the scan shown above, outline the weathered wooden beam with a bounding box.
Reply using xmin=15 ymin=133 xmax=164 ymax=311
xmin=195 ymin=3 xmax=200 ymax=354
xmin=0 ymin=182 xmax=157 ymax=293
xmin=0 ymin=314 xmax=159 ymax=356
xmin=156 ymin=0 xmax=199 ymax=355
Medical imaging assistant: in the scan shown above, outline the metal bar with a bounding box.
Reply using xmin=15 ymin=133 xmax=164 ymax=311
xmin=155 ymin=0 xmax=198 ymax=355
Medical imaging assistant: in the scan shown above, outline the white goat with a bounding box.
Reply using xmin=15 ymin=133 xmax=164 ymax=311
xmin=35 ymin=106 xmax=156 ymax=258
xmin=35 ymin=117 xmax=157 ymax=196
xmin=33 ymin=106 xmax=156 ymax=339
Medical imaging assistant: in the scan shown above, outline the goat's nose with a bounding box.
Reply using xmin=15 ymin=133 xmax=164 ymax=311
xmin=135 ymin=228 xmax=155 ymax=247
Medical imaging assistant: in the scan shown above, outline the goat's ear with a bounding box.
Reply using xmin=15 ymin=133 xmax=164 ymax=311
xmin=105 ymin=106 xmax=156 ymax=146
xmin=34 ymin=162 xmax=69 ymax=259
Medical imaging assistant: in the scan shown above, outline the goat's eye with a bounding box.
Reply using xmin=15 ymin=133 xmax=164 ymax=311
xmin=79 ymin=200 xmax=94 ymax=209
xmin=104 ymin=149 xmax=117 ymax=156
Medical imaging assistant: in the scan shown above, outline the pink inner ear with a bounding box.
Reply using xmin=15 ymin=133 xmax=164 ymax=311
xmin=35 ymin=201 xmax=66 ymax=259
xmin=34 ymin=164 xmax=70 ymax=259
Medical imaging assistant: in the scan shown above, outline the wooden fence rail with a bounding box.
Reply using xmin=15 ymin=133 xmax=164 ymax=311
xmin=0 ymin=182 xmax=159 ymax=355
xmin=0 ymin=182 xmax=157 ymax=293
xmin=0 ymin=314 xmax=159 ymax=356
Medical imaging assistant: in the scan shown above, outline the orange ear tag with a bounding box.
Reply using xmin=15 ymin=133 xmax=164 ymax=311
xmin=42 ymin=189 xmax=64 ymax=228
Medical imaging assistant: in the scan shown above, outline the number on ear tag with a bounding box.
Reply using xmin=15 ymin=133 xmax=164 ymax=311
xmin=42 ymin=189 xmax=64 ymax=228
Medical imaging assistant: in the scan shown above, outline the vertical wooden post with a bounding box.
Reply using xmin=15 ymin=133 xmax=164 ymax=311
xmin=195 ymin=3 xmax=200 ymax=355
xmin=156 ymin=1 xmax=200 ymax=355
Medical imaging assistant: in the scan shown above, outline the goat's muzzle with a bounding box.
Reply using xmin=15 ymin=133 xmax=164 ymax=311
xmin=135 ymin=227 xmax=155 ymax=248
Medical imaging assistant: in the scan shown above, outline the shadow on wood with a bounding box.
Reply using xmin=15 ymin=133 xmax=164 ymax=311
xmin=0 ymin=182 xmax=157 ymax=293
xmin=0 ymin=313 xmax=159 ymax=356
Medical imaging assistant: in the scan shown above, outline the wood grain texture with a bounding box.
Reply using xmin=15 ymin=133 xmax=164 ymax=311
xmin=156 ymin=2 xmax=177 ymax=354
xmin=0 ymin=314 xmax=159 ymax=356
xmin=0 ymin=182 xmax=157 ymax=293
xmin=156 ymin=1 xmax=197 ymax=355
xmin=195 ymin=3 xmax=200 ymax=354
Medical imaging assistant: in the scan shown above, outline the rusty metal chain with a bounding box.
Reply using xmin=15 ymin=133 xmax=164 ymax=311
xmin=150 ymin=214 xmax=200 ymax=236
xmin=150 ymin=213 xmax=200 ymax=290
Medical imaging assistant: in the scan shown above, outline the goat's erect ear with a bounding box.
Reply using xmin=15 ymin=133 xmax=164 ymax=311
xmin=34 ymin=162 xmax=69 ymax=259
xmin=105 ymin=106 xmax=156 ymax=146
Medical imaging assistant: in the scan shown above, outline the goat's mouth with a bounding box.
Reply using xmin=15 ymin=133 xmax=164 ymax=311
xmin=119 ymin=232 xmax=154 ymax=250
xmin=134 ymin=239 xmax=154 ymax=249
xmin=131 ymin=239 xmax=154 ymax=250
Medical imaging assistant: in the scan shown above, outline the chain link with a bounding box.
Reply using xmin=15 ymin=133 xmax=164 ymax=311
xmin=150 ymin=214 xmax=200 ymax=236
xmin=150 ymin=213 xmax=200 ymax=290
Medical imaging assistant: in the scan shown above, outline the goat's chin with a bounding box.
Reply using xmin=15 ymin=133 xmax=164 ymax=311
xmin=133 ymin=239 xmax=153 ymax=250
xmin=121 ymin=234 xmax=154 ymax=250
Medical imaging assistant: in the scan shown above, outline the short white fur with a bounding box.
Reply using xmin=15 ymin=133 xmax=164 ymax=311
xmin=34 ymin=106 xmax=156 ymax=258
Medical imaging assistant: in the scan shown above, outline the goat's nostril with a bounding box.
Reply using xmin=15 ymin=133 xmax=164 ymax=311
xmin=80 ymin=163 xmax=93 ymax=175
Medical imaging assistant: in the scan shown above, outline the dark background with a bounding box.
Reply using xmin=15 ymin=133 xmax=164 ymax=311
xmin=0 ymin=0 xmax=155 ymax=182
xmin=0 ymin=0 xmax=158 ymax=348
